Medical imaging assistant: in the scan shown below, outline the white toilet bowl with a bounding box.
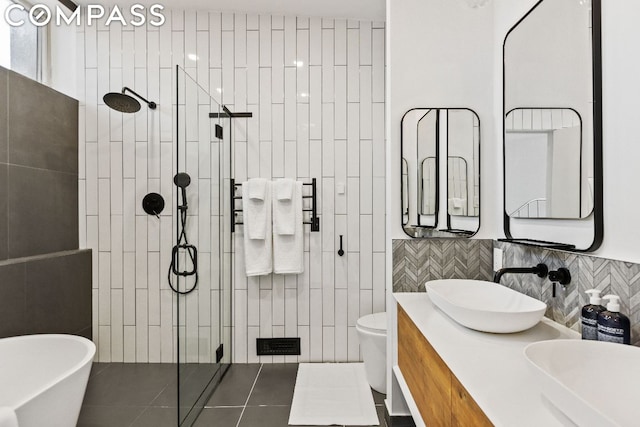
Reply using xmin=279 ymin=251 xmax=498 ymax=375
xmin=356 ymin=312 xmax=387 ymax=394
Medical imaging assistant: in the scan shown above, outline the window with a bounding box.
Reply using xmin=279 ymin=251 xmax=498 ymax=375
xmin=0 ymin=0 xmax=41 ymax=81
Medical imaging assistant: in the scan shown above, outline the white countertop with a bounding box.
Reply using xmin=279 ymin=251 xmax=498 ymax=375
xmin=394 ymin=292 xmax=580 ymax=427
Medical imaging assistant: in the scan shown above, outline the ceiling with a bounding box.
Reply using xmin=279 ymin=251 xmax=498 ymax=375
xmin=74 ymin=0 xmax=386 ymax=21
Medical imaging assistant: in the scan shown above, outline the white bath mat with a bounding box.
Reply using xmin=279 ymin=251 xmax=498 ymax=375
xmin=288 ymin=363 xmax=379 ymax=426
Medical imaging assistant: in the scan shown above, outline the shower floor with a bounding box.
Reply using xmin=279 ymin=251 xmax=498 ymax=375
xmin=78 ymin=363 xmax=386 ymax=427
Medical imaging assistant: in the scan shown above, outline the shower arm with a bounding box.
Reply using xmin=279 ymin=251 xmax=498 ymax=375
xmin=122 ymin=87 xmax=157 ymax=109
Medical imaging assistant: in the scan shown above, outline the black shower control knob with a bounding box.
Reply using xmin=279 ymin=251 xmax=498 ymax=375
xmin=549 ymin=267 xmax=571 ymax=285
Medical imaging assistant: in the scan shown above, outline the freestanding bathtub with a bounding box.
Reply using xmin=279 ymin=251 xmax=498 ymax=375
xmin=0 ymin=334 xmax=96 ymax=427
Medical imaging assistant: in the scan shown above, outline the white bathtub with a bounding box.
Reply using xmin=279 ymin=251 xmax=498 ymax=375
xmin=0 ymin=334 xmax=96 ymax=427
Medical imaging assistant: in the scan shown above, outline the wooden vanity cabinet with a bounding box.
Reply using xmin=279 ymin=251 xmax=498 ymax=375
xmin=398 ymin=305 xmax=493 ymax=427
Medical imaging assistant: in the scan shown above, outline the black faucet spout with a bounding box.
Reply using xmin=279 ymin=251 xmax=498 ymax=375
xmin=493 ymin=263 xmax=549 ymax=283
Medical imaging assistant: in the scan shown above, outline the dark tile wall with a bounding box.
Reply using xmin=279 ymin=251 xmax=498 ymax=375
xmin=392 ymin=239 xmax=493 ymax=292
xmin=0 ymin=66 xmax=79 ymax=261
xmin=0 ymin=250 xmax=92 ymax=339
xmin=0 ymin=66 xmax=90 ymax=340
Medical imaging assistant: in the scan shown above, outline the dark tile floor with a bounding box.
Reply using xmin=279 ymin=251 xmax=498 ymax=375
xmin=78 ymin=363 xmax=387 ymax=427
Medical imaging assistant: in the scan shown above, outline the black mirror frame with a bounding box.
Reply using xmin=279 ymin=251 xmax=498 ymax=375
xmin=400 ymin=107 xmax=481 ymax=238
xmin=501 ymin=0 xmax=603 ymax=252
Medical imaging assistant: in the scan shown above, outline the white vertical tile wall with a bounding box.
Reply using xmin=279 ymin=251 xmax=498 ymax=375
xmin=79 ymin=10 xmax=385 ymax=363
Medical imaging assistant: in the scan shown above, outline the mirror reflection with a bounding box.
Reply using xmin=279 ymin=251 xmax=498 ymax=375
xmin=401 ymin=108 xmax=480 ymax=238
xmin=504 ymin=0 xmax=594 ymax=221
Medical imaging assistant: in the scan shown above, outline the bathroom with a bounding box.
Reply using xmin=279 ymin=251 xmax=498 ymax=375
xmin=1 ymin=0 xmax=639 ymax=426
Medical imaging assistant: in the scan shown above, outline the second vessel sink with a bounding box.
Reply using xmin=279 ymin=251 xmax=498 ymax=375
xmin=425 ymin=279 xmax=547 ymax=333
xmin=525 ymin=339 xmax=640 ymax=426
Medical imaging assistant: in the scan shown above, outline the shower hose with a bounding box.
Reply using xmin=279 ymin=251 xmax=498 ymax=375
xmin=167 ymin=203 xmax=199 ymax=295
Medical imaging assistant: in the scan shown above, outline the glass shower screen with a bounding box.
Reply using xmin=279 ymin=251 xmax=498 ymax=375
xmin=174 ymin=65 xmax=231 ymax=426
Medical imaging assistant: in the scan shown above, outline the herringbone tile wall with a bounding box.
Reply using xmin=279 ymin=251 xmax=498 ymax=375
xmin=392 ymin=239 xmax=493 ymax=292
xmin=495 ymin=241 xmax=640 ymax=346
xmin=392 ymin=239 xmax=640 ymax=346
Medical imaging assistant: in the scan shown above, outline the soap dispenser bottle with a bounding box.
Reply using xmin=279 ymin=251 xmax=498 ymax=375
xmin=597 ymin=295 xmax=631 ymax=344
xmin=581 ymin=289 xmax=605 ymax=340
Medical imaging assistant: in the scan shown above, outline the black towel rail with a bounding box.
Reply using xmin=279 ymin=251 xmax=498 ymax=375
xmin=230 ymin=178 xmax=320 ymax=233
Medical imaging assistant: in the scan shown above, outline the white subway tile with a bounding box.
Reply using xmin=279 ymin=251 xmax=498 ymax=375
xmin=359 ymin=215 xmax=373 ymax=290
xmin=222 ymin=31 xmax=234 ymax=105
xmin=284 ymin=68 xmax=297 ymax=140
xmin=372 ymin=29 xmax=385 ymax=103
xmin=259 ymin=68 xmax=272 ymax=141
xmin=322 ymin=177 xmax=335 ymax=252
xmin=209 ymin=12 xmax=222 ymax=67
xmin=372 ymin=104 xmax=385 ymax=177
xmin=296 ymin=29 xmax=309 ymax=103
xmin=272 ymin=31 xmax=285 ymax=104
xmin=272 ymin=275 xmax=285 ymax=326
xmin=322 ymin=327 xmax=335 ymax=362
xmin=335 ymin=216 xmax=348 ymax=289
xmin=347 ymin=326 xmax=360 ymax=362
xmin=335 ymin=67 xmax=347 ymax=140
xmin=148 ymin=252 xmax=161 ymax=326
xmin=309 ymin=288 xmax=323 ymax=361
xmin=98 ymin=325 xmax=111 ymax=362
xmin=309 ymin=228 xmax=322 ymax=290
xmin=234 ymin=289 xmax=248 ymax=363
xmin=135 ymin=216 xmax=148 ymax=289
xmin=297 ymin=103 xmax=310 ymax=178
xmin=322 ymin=29 xmax=334 ymax=103
xmin=347 ymin=179 xmax=360 ymax=253
xmin=359 ymin=21 xmax=372 ymax=65
xmin=260 ymin=140 xmax=272 ymax=177
xmin=135 ymin=289 xmax=148 ymax=361
xmin=373 ymin=177 xmax=385 ymax=252
xmin=360 ymin=67 xmax=372 ymax=139
xmin=85 ymin=143 xmax=98 ymax=215
xmin=347 ymin=29 xmax=359 ymax=102
xmin=359 ymin=289 xmax=373 ymax=318
xmin=111 ymin=289 xmax=123 ymax=362
xmin=309 ymin=18 xmax=322 ymax=66
xmin=99 ymin=252 xmax=111 ymax=325
xmin=221 ymin=13 xmax=234 ymax=30
xmin=123 ymin=253 xmax=136 ymax=325
xmin=372 ymin=253 xmax=385 ymax=313
xmin=247 ymin=14 xmax=259 ymax=30
xmin=98 ymin=179 xmax=111 ymax=251
xmin=124 ymin=325 xmax=136 ymax=362
xmin=322 ymin=252 xmax=335 ymax=326
xmin=347 ymin=104 xmax=360 ymax=177
xmin=347 ymin=255 xmax=359 ymax=328
xmin=235 ymin=14 xmax=247 ymax=68
xmin=284 ymin=17 xmax=296 ymax=65
xmin=297 ymin=253 xmax=310 ymax=325
xmin=259 ymin=15 xmax=271 ymax=66
xmin=309 ymin=66 xmax=322 ymax=140
xmin=272 ymin=104 xmax=285 ymax=178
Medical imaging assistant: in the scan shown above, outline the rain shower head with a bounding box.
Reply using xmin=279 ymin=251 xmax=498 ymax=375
xmin=103 ymin=87 xmax=157 ymax=113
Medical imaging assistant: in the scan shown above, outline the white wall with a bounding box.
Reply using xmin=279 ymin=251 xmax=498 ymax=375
xmin=386 ymin=0 xmax=495 ymax=415
xmin=78 ymin=9 xmax=386 ymax=363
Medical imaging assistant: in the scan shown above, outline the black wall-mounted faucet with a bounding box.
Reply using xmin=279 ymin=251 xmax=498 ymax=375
xmin=548 ymin=267 xmax=571 ymax=297
xmin=493 ymin=263 xmax=549 ymax=284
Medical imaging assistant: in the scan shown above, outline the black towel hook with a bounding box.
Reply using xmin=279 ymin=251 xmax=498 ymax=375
xmin=338 ymin=235 xmax=344 ymax=257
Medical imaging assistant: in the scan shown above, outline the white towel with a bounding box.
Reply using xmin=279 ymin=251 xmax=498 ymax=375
xmin=273 ymin=181 xmax=304 ymax=274
xmin=244 ymin=178 xmax=269 ymax=239
xmin=273 ymin=179 xmax=296 ymax=235
xmin=0 ymin=408 xmax=18 ymax=427
xmin=243 ymin=180 xmax=273 ymax=276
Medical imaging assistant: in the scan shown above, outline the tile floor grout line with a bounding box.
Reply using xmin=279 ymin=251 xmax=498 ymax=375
xmin=235 ymin=364 xmax=264 ymax=427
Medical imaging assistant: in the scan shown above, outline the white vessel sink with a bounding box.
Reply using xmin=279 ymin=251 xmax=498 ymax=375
xmin=525 ymin=339 xmax=640 ymax=427
xmin=425 ymin=279 xmax=546 ymax=333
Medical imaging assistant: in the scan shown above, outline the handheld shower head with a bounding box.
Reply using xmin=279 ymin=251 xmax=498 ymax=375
xmin=173 ymin=173 xmax=191 ymax=189
xmin=174 ymin=173 xmax=191 ymax=209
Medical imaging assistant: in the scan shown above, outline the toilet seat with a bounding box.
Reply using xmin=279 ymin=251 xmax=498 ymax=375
xmin=356 ymin=312 xmax=387 ymax=334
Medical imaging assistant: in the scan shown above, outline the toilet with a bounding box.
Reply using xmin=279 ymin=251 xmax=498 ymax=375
xmin=356 ymin=312 xmax=387 ymax=394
